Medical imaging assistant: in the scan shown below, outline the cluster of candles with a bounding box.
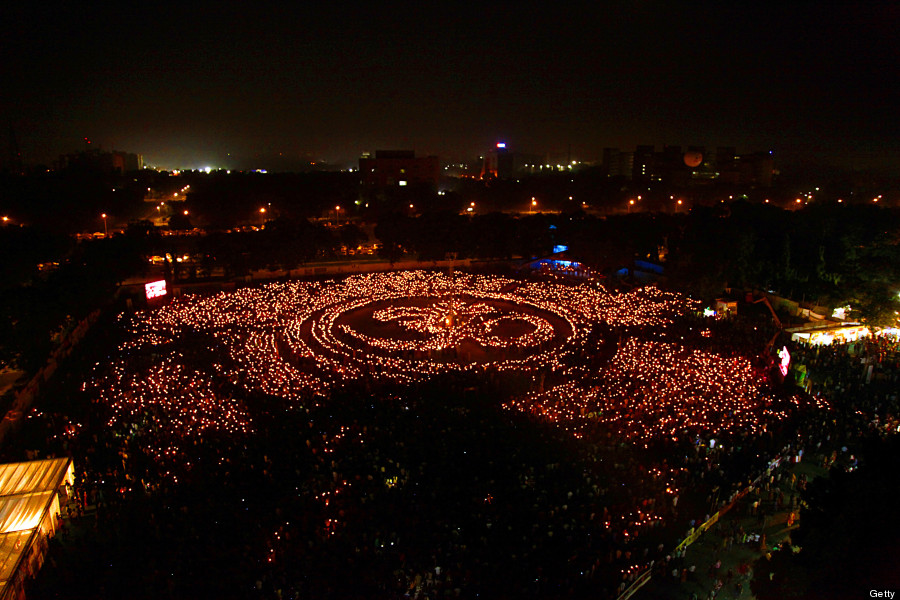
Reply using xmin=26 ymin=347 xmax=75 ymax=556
xmin=505 ymin=337 xmax=809 ymax=441
xmin=95 ymin=272 xmax=747 ymax=487
xmin=82 ymin=271 xmax=838 ymax=589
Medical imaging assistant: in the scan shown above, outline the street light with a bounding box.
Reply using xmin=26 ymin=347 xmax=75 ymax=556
xmin=101 ymin=213 xmax=108 ymax=237
xmin=530 ymin=197 xmax=537 ymax=214
xmin=334 ymin=205 xmax=341 ymax=225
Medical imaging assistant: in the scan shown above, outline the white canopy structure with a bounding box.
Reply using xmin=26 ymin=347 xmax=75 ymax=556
xmin=787 ymin=322 xmax=870 ymax=346
xmin=0 ymin=458 xmax=74 ymax=600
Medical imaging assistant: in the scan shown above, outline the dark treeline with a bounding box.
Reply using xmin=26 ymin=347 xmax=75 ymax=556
xmin=4 ymin=160 xmax=897 ymax=236
xmin=0 ymin=169 xmax=362 ymax=233
xmin=0 ymin=227 xmax=145 ymax=370
xmin=664 ymin=202 xmax=900 ymax=316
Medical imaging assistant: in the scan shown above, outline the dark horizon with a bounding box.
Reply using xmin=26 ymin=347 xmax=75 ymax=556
xmin=4 ymin=3 xmax=899 ymax=174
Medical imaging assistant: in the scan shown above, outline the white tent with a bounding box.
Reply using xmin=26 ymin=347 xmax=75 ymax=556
xmin=0 ymin=458 xmax=74 ymax=600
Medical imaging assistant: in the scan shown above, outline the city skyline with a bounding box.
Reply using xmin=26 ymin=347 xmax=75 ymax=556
xmin=3 ymin=3 xmax=899 ymax=173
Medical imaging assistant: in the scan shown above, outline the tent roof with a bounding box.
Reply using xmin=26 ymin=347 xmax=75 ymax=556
xmin=0 ymin=459 xmax=72 ymax=498
xmin=0 ymin=492 xmax=55 ymax=535
xmin=0 ymin=531 xmax=32 ymax=589
xmin=0 ymin=458 xmax=73 ymax=600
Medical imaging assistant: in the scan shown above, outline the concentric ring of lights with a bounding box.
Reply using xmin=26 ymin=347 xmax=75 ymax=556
xmin=101 ymin=270 xmax=803 ymax=465
xmin=317 ymin=293 xmax=566 ymax=362
xmin=278 ymin=273 xmax=581 ymax=383
xmin=115 ymin=271 xmax=702 ymax=403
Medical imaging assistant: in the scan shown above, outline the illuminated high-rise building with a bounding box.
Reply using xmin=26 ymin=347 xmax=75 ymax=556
xmin=480 ymin=143 xmax=543 ymax=180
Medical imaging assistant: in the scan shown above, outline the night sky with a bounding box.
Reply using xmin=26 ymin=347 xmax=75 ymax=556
xmin=3 ymin=2 xmax=899 ymax=172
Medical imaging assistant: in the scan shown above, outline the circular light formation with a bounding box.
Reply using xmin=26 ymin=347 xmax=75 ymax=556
xmin=304 ymin=292 xmax=572 ymax=370
xmin=268 ymin=272 xmax=587 ymax=386
xmin=90 ymin=271 xmax=815 ymax=475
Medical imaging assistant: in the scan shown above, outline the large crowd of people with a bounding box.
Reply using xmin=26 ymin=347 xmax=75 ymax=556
xmin=3 ymin=270 xmax=898 ymax=599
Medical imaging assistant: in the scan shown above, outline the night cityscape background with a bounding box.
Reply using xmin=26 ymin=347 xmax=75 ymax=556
xmin=1 ymin=3 xmax=899 ymax=600
xmin=4 ymin=3 xmax=899 ymax=173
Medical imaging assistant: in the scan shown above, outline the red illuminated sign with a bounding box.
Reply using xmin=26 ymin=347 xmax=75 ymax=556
xmin=778 ymin=346 xmax=790 ymax=376
xmin=145 ymin=280 xmax=167 ymax=300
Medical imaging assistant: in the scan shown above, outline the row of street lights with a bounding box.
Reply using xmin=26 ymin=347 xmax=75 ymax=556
xmin=260 ymin=203 xmax=346 ymax=227
xmin=79 ymin=191 xmax=900 ymax=239
xmin=93 ymin=197 xmax=689 ymax=236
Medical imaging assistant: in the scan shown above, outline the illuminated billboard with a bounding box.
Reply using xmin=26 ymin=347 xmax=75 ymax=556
xmin=145 ymin=280 xmax=167 ymax=300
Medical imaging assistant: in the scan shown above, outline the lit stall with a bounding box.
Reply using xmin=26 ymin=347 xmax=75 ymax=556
xmin=788 ymin=323 xmax=871 ymax=346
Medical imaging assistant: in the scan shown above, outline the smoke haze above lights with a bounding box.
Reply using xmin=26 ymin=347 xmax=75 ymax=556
xmin=3 ymin=3 xmax=899 ymax=172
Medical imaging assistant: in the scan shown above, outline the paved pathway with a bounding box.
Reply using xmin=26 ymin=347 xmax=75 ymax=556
xmin=636 ymin=459 xmax=828 ymax=600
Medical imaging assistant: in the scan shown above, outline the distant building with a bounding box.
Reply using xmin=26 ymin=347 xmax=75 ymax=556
xmin=632 ymin=145 xmax=657 ymax=182
xmin=480 ymin=144 xmax=544 ymax=180
xmin=602 ymin=148 xmax=633 ymax=179
xmin=359 ymin=150 xmax=439 ymax=190
xmin=716 ymin=151 xmax=775 ymax=188
xmin=58 ymin=148 xmax=143 ymax=173
xmin=715 ymin=297 xmax=739 ymax=317
xmin=601 ymin=144 xmax=774 ymax=187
